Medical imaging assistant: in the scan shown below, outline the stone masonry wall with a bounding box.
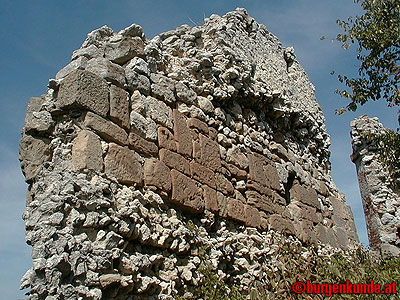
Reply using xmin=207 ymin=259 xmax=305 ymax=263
xmin=351 ymin=115 xmax=400 ymax=256
xmin=19 ymin=8 xmax=359 ymax=299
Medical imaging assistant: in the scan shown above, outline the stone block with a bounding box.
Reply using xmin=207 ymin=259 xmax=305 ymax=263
xmin=248 ymin=152 xmax=280 ymax=190
xmin=24 ymin=97 xmax=54 ymax=133
xmin=57 ymin=70 xmax=109 ymax=117
xmin=224 ymin=163 xmax=247 ymax=180
xmin=299 ymin=220 xmax=317 ymax=242
xmin=126 ymin=68 xmax=151 ymax=95
xmin=190 ymin=162 xmax=216 ymax=189
xmin=289 ymin=202 xmax=321 ymax=223
xmin=146 ymin=96 xmax=173 ymax=129
xmin=227 ymin=198 xmax=245 ymax=223
xmin=159 ymin=149 xmax=190 ymax=176
xmin=128 ymin=132 xmax=158 ymax=156
xmin=187 ymin=118 xmax=209 ymax=135
xmin=264 ymin=164 xmax=281 ymax=191
xmin=104 ymin=36 xmax=144 ymax=64
xmin=203 ymin=185 xmax=218 ymax=213
xmin=215 ymin=173 xmax=234 ymax=195
xmin=334 ymin=227 xmax=349 ymax=249
xmin=19 ymin=135 xmax=51 ymax=183
xmin=130 ymin=112 xmax=157 ymax=141
xmin=245 ymin=205 xmax=261 ymax=228
xmin=85 ymin=57 xmax=126 ymax=87
xmin=150 ymin=73 xmax=176 ymax=104
xmin=104 ymin=143 xmax=143 ymax=185
xmin=245 ymin=190 xmax=277 ymax=214
xmin=248 ymin=152 xmax=267 ymax=183
xmin=329 ymin=197 xmax=347 ymax=219
xmin=290 ymin=183 xmax=320 ymax=208
xmin=170 ymin=170 xmax=204 ymax=212
xmin=110 ymin=85 xmax=130 ymax=129
xmin=72 ymin=130 xmax=103 ymax=172
xmin=56 ymin=56 xmax=88 ymax=80
xmin=143 ymin=158 xmax=171 ymax=192
xmin=269 ymin=214 xmax=295 ymax=235
xmin=197 ymin=133 xmax=221 ymax=171
xmin=217 ymin=192 xmax=227 ymax=217
xmin=84 ymin=112 xmax=128 ymax=146
xmin=226 ymin=145 xmax=249 ymax=170
xmin=175 ymin=81 xmax=197 ymax=105
xmin=158 ymin=127 xmax=177 ymax=151
xmin=173 ymin=109 xmax=193 ymax=157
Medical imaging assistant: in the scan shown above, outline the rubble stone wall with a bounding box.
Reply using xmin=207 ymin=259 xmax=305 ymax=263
xmin=350 ymin=115 xmax=400 ymax=256
xmin=19 ymin=8 xmax=358 ymax=299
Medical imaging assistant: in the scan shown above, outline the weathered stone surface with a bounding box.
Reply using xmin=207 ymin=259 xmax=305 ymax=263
xmin=217 ymin=192 xmax=228 ymax=217
xmin=130 ymin=90 xmax=146 ymax=114
xmin=159 ymin=149 xmax=190 ymax=176
xmin=72 ymin=130 xmax=103 ymax=172
xmin=190 ymin=161 xmax=216 ymax=189
xmin=289 ymin=202 xmax=321 ymax=223
xmin=215 ymin=173 xmax=234 ymax=195
xmin=175 ymin=81 xmax=197 ymax=105
xmin=144 ymin=158 xmax=171 ymax=192
xmin=56 ymin=56 xmax=88 ymax=80
xmin=290 ymin=183 xmax=320 ymax=208
xmin=104 ymin=143 xmax=143 ymax=184
xmin=269 ymin=215 xmax=295 ymax=235
xmin=246 ymin=190 xmax=277 ymax=214
xmin=109 ymin=85 xmax=130 ymax=129
xmin=173 ymin=109 xmax=193 ymax=157
xmin=86 ymin=57 xmax=126 ymax=87
xmin=130 ymin=112 xmax=157 ymax=141
xmin=245 ymin=205 xmax=261 ymax=228
xmin=248 ymin=152 xmax=280 ymax=190
xmin=71 ymin=44 xmax=101 ymax=61
xmin=57 ymin=70 xmax=109 ymax=117
xmin=19 ymin=135 xmax=51 ymax=183
xmin=224 ymin=162 xmax=247 ymax=179
xmin=146 ymin=96 xmax=173 ymax=129
xmin=125 ymin=67 xmax=151 ymax=95
xmin=24 ymin=97 xmax=54 ymax=133
xmin=129 ymin=57 xmax=149 ymax=76
xmin=187 ymin=118 xmax=209 ymax=135
xmin=203 ymin=185 xmax=218 ymax=213
xmin=226 ymin=145 xmax=248 ymax=170
xmin=104 ymin=36 xmax=144 ymax=64
xmin=150 ymin=73 xmax=176 ymax=104
xmin=84 ymin=111 xmax=128 ymax=145
xmin=227 ymin=198 xmax=245 ymax=223
xmin=171 ymin=170 xmax=203 ymax=212
xmin=197 ymin=133 xmax=221 ymax=170
xmin=157 ymin=127 xmax=177 ymax=151
xmin=329 ymin=197 xmax=347 ymax=220
xmin=128 ymin=132 xmax=158 ymax=156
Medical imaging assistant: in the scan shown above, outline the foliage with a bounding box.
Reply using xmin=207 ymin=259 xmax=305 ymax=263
xmin=179 ymin=240 xmax=400 ymax=300
xmin=364 ymin=129 xmax=400 ymax=189
xmin=335 ymin=0 xmax=400 ymax=113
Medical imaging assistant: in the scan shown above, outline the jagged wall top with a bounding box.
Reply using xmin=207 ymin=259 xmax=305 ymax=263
xmin=57 ymin=8 xmax=330 ymax=164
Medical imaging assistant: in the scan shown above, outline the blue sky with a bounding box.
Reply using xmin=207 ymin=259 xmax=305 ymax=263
xmin=1 ymin=1 xmax=398 ymax=298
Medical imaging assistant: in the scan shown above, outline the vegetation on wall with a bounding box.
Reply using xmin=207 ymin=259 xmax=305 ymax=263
xmin=178 ymin=240 xmax=400 ymax=299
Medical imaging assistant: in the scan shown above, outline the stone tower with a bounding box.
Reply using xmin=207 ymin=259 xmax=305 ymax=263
xmin=351 ymin=115 xmax=400 ymax=256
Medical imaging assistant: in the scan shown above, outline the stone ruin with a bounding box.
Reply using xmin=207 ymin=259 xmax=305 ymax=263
xmin=351 ymin=115 xmax=400 ymax=257
xmin=19 ymin=8 xmax=359 ymax=299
